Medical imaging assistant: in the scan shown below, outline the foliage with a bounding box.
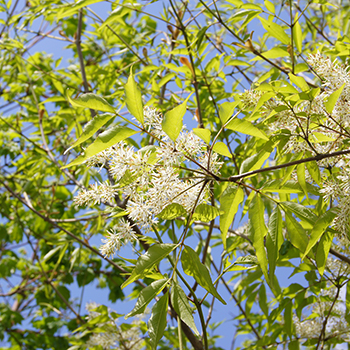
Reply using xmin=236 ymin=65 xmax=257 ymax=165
xmin=1 ymin=0 xmax=350 ymax=349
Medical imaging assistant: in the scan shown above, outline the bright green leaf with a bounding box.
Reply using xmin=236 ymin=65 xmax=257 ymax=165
xmin=293 ymin=14 xmax=302 ymax=52
xmin=212 ymin=142 xmax=231 ymax=157
xmin=248 ymin=194 xmax=268 ymax=281
xmin=284 ymin=211 xmax=308 ymax=253
xmin=266 ymin=206 xmax=283 ymax=284
xmin=220 ymin=186 xmax=244 ymax=249
xmin=192 ymin=204 xmax=221 ymax=223
xmin=162 ymin=94 xmax=192 ymax=141
xmin=226 ymin=118 xmax=268 ymax=140
xmin=171 ymin=281 xmax=199 ymax=335
xmin=125 ymin=67 xmax=144 ymax=124
xmin=126 ymin=278 xmax=169 ymax=318
xmin=289 ymin=73 xmax=309 ymax=91
xmin=181 ymin=246 xmax=226 ymax=304
xmin=302 ymin=209 xmax=337 ymax=259
xmin=68 ymin=92 xmax=115 ymax=113
xmin=122 ymin=244 xmax=177 ymax=289
xmin=62 ymin=126 xmax=138 ymax=169
xmin=325 ymin=84 xmax=345 ymax=114
xmin=316 ymin=230 xmax=334 ymax=275
xmin=259 ymin=16 xmax=290 ymax=45
xmin=193 ymin=128 xmax=211 ymax=144
xmin=157 ymin=203 xmax=187 ymax=220
xmin=219 ymin=101 xmax=239 ymax=124
xmin=148 ymin=292 xmax=168 ymax=350
xmin=64 ymin=113 xmax=115 ymax=154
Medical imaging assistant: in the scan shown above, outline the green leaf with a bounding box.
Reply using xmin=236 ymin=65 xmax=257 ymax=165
xmin=293 ymin=14 xmax=302 ymax=52
xmin=281 ymin=201 xmax=317 ymax=227
xmin=316 ymin=230 xmax=334 ymax=275
xmin=212 ymin=142 xmax=231 ymax=157
xmin=302 ymin=209 xmax=337 ymax=259
xmin=284 ymin=300 xmax=293 ymax=336
xmin=67 ymin=92 xmax=115 ymax=113
xmin=156 ymin=203 xmax=187 ymax=220
xmin=248 ymin=194 xmax=268 ymax=281
xmin=225 ymin=118 xmax=268 ymax=140
xmin=259 ymin=16 xmax=290 ymax=45
xmin=306 ymin=160 xmax=322 ymax=186
xmin=171 ymin=281 xmax=199 ymax=335
xmin=125 ymin=67 xmax=144 ymax=124
xmin=325 ymin=83 xmax=345 ymax=114
xmin=162 ymin=94 xmax=192 ymax=141
xmin=264 ymin=0 xmax=275 ymax=12
xmin=122 ymin=244 xmax=177 ymax=288
xmin=57 ymin=0 xmax=104 ymax=19
xmin=219 ymin=101 xmax=239 ymax=124
xmin=266 ymin=206 xmax=283 ymax=284
xmin=64 ymin=113 xmax=115 ymax=154
xmin=62 ymin=126 xmax=138 ymax=169
xmin=192 ymin=203 xmax=221 ymax=223
xmin=289 ymin=73 xmax=309 ymax=91
xmin=220 ymin=186 xmax=244 ymax=249
xmin=258 ymin=283 xmax=268 ymax=316
xmin=126 ymin=278 xmax=169 ymax=318
xmin=284 ymin=211 xmax=308 ymax=253
xmin=240 ymin=148 xmax=271 ymax=174
xmin=181 ymin=246 xmax=226 ymax=304
xmin=297 ymin=163 xmax=309 ymax=201
xmin=148 ymin=292 xmax=168 ymax=350
xmin=193 ymin=128 xmax=211 ymax=144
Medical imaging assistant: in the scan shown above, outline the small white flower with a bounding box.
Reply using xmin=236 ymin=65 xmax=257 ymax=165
xmin=99 ymin=218 xmax=138 ymax=257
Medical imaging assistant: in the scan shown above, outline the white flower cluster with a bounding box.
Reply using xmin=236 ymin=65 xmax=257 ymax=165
xmin=244 ymin=54 xmax=350 ymax=242
xmin=293 ymin=284 xmax=350 ymax=342
xmin=100 ymin=219 xmax=138 ymax=258
xmin=85 ymin=302 xmax=145 ymax=350
xmin=74 ymin=106 xmax=222 ymax=257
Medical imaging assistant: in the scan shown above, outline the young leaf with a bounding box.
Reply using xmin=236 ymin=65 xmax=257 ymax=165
xmin=191 ymin=203 xmax=221 ymax=223
xmin=148 ymin=292 xmax=168 ymax=350
xmin=259 ymin=16 xmax=290 ymax=45
xmin=181 ymin=246 xmax=226 ymax=304
xmin=225 ymin=118 xmax=268 ymax=140
xmin=212 ymin=142 xmax=231 ymax=157
xmin=297 ymin=164 xmax=309 ymax=202
xmin=125 ymin=67 xmax=144 ymax=124
xmin=281 ymin=201 xmax=317 ymax=228
xmin=193 ymin=128 xmax=211 ymax=144
xmin=248 ymin=194 xmax=268 ymax=281
xmin=284 ymin=211 xmax=308 ymax=253
xmin=302 ymin=209 xmax=337 ymax=259
xmin=220 ymin=185 xmax=244 ymax=249
xmin=156 ymin=203 xmax=187 ymax=220
xmin=289 ymin=73 xmax=309 ymax=91
xmin=266 ymin=206 xmax=283 ymax=284
xmin=316 ymin=230 xmax=334 ymax=275
xmin=171 ymin=281 xmax=199 ymax=335
xmin=122 ymin=244 xmax=177 ymax=289
xmin=324 ymin=83 xmax=345 ymax=114
xmin=126 ymin=278 xmax=169 ymax=318
xmin=292 ymin=14 xmax=302 ymax=52
xmin=64 ymin=113 xmax=115 ymax=154
xmin=162 ymin=94 xmax=192 ymax=141
xmin=57 ymin=0 xmax=103 ymax=19
xmin=306 ymin=160 xmax=322 ymax=186
xmin=219 ymin=101 xmax=239 ymax=124
xmin=62 ymin=126 xmax=138 ymax=169
xmin=67 ymin=92 xmax=115 ymax=113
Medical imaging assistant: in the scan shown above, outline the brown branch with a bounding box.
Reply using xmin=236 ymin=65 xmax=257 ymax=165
xmin=225 ymin=148 xmax=350 ymax=182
